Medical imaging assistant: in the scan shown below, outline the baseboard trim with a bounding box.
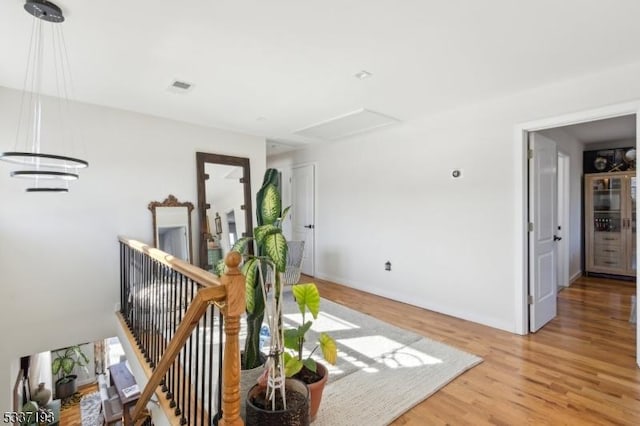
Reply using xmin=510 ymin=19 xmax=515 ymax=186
xmin=570 ymin=270 xmax=583 ymax=284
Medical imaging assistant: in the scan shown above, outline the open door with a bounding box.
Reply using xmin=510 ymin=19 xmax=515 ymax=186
xmin=529 ymin=132 xmax=558 ymax=332
xmin=291 ymin=164 xmax=315 ymax=276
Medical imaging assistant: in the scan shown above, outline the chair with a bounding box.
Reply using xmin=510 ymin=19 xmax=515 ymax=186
xmin=283 ymin=241 xmax=305 ymax=286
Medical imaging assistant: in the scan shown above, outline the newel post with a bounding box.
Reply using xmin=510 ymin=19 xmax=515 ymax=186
xmin=219 ymin=251 xmax=245 ymax=426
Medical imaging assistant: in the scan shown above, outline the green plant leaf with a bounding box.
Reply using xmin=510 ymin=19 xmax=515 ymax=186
xmin=303 ymin=357 xmax=317 ymax=373
xmin=232 ymin=237 xmax=251 ymax=253
xmin=284 ymin=329 xmax=300 ymax=351
xmin=242 ymin=258 xmax=259 ymax=313
xmin=256 ymin=169 xmax=279 ymax=226
xmin=52 ymin=358 xmax=62 ymax=375
xmin=292 ymin=283 xmax=320 ymax=319
xmin=299 ymin=320 xmax=313 ymax=335
xmin=319 ymin=333 xmax=338 ymax=365
xmin=281 ymin=205 xmax=291 ymax=221
xmin=260 ymin=184 xmax=281 ymax=225
xmin=254 ymin=224 xmax=280 ymax=246
xmin=214 ymin=259 xmax=225 ymax=277
xmin=264 ymin=232 xmax=287 ymax=272
xmin=61 ymin=357 xmax=74 ymax=375
xmin=284 ymin=352 xmax=303 ymax=377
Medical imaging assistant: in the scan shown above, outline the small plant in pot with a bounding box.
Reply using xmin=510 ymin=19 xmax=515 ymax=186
xmin=51 ymin=345 xmax=89 ymax=400
xmin=284 ymin=283 xmax=337 ymax=422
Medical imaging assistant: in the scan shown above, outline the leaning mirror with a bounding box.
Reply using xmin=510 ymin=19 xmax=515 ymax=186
xmin=148 ymin=195 xmax=194 ymax=263
xmin=196 ymin=153 xmax=253 ymax=272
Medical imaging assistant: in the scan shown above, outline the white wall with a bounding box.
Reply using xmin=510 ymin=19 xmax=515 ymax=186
xmin=269 ymin=60 xmax=640 ymax=336
xmin=538 ymin=128 xmax=584 ymax=281
xmin=0 ymin=85 xmax=266 ymax=411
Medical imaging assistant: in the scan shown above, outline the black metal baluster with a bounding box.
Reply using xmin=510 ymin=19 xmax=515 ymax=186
xmin=194 ymin=297 xmax=201 ymax=426
xmin=160 ymin=265 xmax=167 ymax=391
xmin=142 ymin=257 xmax=151 ymax=363
xmin=152 ymin=260 xmax=159 ymax=368
xmin=207 ymin=305 xmax=214 ymax=426
xmin=136 ymin=250 xmax=143 ymax=348
xmin=168 ymin=270 xmax=178 ymax=407
xmin=145 ymin=255 xmax=151 ymax=362
xmin=185 ymin=280 xmax=195 ymax=425
xmin=217 ymin=310 xmax=223 ymax=422
xmin=202 ymin=305 xmax=215 ymax=425
xmin=120 ymin=243 xmax=124 ymax=315
xmin=178 ymin=274 xmax=186 ymax=422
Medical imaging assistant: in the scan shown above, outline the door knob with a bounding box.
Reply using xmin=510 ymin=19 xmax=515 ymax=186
xmin=553 ymin=235 xmax=562 ymax=241
xmin=304 ymin=224 xmax=315 ymax=229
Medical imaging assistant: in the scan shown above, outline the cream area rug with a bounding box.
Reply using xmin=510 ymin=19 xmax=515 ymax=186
xmin=80 ymin=391 xmax=102 ymax=426
xmin=280 ymin=296 xmax=483 ymax=426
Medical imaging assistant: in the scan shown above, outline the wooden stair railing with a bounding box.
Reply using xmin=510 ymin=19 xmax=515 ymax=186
xmin=118 ymin=237 xmax=245 ymax=426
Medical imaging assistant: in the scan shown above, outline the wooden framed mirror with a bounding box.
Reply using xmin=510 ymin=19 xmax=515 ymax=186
xmin=196 ymin=152 xmax=253 ymax=272
xmin=148 ymin=195 xmax=194 ymax=263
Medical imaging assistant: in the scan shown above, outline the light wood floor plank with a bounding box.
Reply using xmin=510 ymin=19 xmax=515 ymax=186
xmin=306 ymin=274 xmax=639 ymax=425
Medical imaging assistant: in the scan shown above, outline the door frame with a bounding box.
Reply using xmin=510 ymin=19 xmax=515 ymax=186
xmin=557 ymin=151 xmax=570 ymax=288
xmin=514 ymin=101 xmax=640 ymax=354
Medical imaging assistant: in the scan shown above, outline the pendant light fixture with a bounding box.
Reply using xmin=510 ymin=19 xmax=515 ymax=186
xmin=0 ymin=0 xmax=88 ymax=192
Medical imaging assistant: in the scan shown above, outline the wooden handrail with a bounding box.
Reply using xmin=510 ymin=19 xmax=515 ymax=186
xmin=122 ymin=237 xmax=245 ymax=426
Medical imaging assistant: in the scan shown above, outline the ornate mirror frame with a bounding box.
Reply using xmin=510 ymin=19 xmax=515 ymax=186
xmin=148 ymin=194 xmax=195 ymax=262
xmin=196 ymin=152 xmax=254 ymax=270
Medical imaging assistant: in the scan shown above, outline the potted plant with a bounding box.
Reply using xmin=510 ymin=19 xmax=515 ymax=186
xmin=284 ymin=283 xmax=337 ymax=421
xmin=51 ymin=345 xmax=89 ymax=399
xmin=243 ymin=169 xmax=310 ymax=425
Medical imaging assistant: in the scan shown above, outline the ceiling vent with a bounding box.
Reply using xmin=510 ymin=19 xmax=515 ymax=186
xmin=168 ymin=80 xmax=193 ymax=93
xmin=294 ymin=109 xmax=400 ymax=141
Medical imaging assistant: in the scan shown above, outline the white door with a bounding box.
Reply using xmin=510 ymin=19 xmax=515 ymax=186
xmin=291 ymin=164 xmax=315 ymax=276
xmin=529 ymin=133 xmax=558 ymax=332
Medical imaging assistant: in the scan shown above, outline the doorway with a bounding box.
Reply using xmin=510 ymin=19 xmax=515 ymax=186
xmin=516 ymin=102 xmax=639 ymax=366
xmin=291 ymin=163 xmax=316 ymax=277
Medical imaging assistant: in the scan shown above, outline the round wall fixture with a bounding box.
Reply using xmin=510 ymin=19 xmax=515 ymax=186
xmin=452 ymin=169 xmax=462 ymax=178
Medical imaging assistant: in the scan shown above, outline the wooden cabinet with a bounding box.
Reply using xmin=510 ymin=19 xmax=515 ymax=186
xmin=585 ymin=171 xmax=636 ymax=276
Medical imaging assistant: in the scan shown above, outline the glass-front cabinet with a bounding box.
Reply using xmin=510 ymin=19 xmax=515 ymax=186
xmin=585 ymin=171 xmax=636 ymax=277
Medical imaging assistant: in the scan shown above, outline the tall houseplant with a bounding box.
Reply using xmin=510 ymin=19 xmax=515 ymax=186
xmin=214 ymin=169 xmax=283 ymax=370
xmin=244 ymin=169 xmax=310 ymax=425
xmin=51 ymin=345 xmax=89 ymax=399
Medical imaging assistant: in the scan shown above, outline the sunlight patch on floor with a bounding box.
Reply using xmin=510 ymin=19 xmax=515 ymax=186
xmin=283 ymin=311 xmax=360 ymax=332
xmin=339 ymin=335 xmax=443 ymax=369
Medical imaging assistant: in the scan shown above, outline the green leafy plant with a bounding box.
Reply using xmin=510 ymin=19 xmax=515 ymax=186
xmin=283 ymin=283 xmax=337 ymax=378
xmin=214 ymin=169 xmax=289 ymax=371
xmin=51 ymin=345 xmax=89 ymax=384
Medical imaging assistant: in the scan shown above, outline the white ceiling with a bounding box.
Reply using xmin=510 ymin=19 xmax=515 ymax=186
xmin=558 ymin=115 xmax=636 ymax=145
xmin=2 ymin=0 xmax=640 ymax=155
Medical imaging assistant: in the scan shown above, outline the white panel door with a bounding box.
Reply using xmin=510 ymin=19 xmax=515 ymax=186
xmin=529 ymin=133 xmax=558 ymax=332
xmin=291 ymin=164 xmax=315 ymax=276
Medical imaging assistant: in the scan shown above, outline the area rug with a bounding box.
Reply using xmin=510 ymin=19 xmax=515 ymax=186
xmin=80 ymin=391 xmax=102 ymax=426
xmin=279 ymin=296 xmax=483 ymax=426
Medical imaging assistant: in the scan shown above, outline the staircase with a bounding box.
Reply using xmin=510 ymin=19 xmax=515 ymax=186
xmin=117 ymin=237 xmax=245 ymax=426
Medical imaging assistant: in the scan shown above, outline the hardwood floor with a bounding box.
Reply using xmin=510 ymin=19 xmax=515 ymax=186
xmin=307 ymin=274 xmax=639 ymax=425
xmin=59 ymin=383 xmax=98 ymax=426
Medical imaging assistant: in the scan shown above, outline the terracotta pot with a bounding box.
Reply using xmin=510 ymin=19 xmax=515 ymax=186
xmin=307 ymin=362 xmax=328 ymax=422
xmin=245 ymin=378 xmax=309 ymax=426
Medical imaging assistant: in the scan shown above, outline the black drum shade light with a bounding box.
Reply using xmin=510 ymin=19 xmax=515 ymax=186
xmin=0 ymin=0 xmax=88 ymax=192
